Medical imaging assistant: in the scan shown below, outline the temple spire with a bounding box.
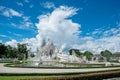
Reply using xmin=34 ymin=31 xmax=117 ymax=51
xmin=41 ymin=39 xmax=46 ymax=48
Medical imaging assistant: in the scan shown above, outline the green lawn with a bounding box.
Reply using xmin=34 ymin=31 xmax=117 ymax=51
xmin=0 ymin=76 xmax=53 ymax=80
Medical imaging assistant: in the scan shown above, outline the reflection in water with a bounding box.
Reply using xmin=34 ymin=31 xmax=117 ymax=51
xmin=23 ymin=61 xmax=105 ymax=68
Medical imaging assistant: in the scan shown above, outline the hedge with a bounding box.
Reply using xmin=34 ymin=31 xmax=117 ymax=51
xmin=0 ymin=70 xmax=120 ymax=80
xmin=4 ymin=63 xmax=120 ymax=69
xmin=20 ymin=70 xmax=120 ymax=80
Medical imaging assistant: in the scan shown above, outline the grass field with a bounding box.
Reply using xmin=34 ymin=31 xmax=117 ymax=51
xmin=0 ymin=76 xmax=53 ymax=80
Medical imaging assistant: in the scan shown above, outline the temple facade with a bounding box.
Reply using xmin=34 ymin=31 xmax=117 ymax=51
xmin=31 ymin=39 xmax=88 ymax=63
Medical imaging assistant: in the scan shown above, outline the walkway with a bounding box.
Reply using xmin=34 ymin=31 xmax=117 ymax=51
xmin=0 ymin=63 xmax=120 ymax=73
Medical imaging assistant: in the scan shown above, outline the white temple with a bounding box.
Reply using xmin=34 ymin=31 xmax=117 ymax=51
xmin=31 ymin=39 xmax=87 ymax=64
xmin=28 ymin=39 xmax=119 ymax=67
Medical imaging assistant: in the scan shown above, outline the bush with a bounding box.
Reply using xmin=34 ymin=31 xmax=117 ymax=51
xmin=0 ymin=70 xmax=120 ymax=80
xmin=20 ymin=70 xmax=120 ymax=80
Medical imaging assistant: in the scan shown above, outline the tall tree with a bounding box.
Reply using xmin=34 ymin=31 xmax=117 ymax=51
xmin=69 ymin=49 xmax=79 ymax=55
xmin=83 ymin=51 xmax=93 ymax=60
xmin=112 ymin=52 xmax=120 ymax=57
xmin=100 ymin=50 xmax=112 ymax=61
xmin=5 ymin=45 xmax=13 ymax=58
xmin=69 ymin=49 xmax=83 ymax=57
xmin=17 ymin=43 xmax=28 ymax=60
xmin=0 ymin=43 xmax=7 ymax=58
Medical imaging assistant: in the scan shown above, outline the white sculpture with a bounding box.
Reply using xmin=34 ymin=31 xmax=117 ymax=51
xmin=31 ymin=39 xmax=94 ymax=65
xmin=105 ymin=62 xmax=111 ymax=67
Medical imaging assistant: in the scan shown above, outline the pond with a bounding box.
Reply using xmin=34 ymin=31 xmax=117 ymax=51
xmin=21 ymin=61 xmax=106 ymax=68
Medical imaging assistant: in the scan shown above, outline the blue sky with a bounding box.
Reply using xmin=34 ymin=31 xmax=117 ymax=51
xmin=0 ymin=0 xmax=120 ymax=53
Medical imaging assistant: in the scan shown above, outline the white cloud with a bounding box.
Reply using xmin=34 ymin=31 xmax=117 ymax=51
xmin=10 ymin=16 xmax=34 ymax=29
xmin=30 ymin=4 xmax=34 ymax=8
xmin=20 ymin=22 xmax=33 ymax=28
xmin=73 ymin=27 xmax=120 ymax=54
xmin=9 ymin=9 xmax=22 ymax=17
xmin=8 ymin=31 xmax=22 ymax=37
xmin=103 ymin=27 xmax=120 ymax=37
xmin=16 ymin=2 xmax=23 ymax=6
xmin=0 ymin=34 xmax=12 ymax=40
xmin=5 ymin=6 xmax=80 ymax=52
xmin=10 ymin=23 xmax=17 ymax=27
xmin=5 ymin=39 xmax=18 ymax=48
xmin=22 ymin=38 xmax=42 ymax=52
xmin=19 ymin=16 xmax=34 ymax=29
xmin=5 ymin=5 xmax=120 ymax=54
xmin=0 ymin=6 xmax=33 ymax=29
xmin=36 ymin=6 xmax=80 ymax=47
xmin=0 ymin=34 xmax=8 ymax=38
xmin=5 ymin=38 xmax=41 ymax=52
xmin=14 ymin=33 xmax=22 ymax=37
xmin=14 ymin=21 xmax=34 ymax=29
xmin=81 ymin=36 xmax=94 ymax=41
xmin=0 ymin=40 xmax=2 ymax=43
xmin=23 ymin=16 xmax=30 ymax=21
xmin=3 ymin=10 xmax=10 ymax=17
xmin=116 ymin=22 xmax=120 ymax=27
xmin=0 ymin=6 xmax=5 ymax=10
xmin=24 ymin=0 xmax=29 ymax=3
xmin=42 ymin=2 xmax=55 ymax=9
xmin=0 ymin=6 xmax=22 ymax=17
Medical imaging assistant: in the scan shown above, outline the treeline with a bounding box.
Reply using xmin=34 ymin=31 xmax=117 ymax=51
xmin=69 ymin=49 xmax=120 ymax=61
xmin=0 ymin=42 xmax=120 ymax=61
xmin=0 ymin=42 xmax=28 ymax=60
xmin=69 ymin=49 xmax=93 ymax=60
xmin=100 ymin=50 xmax=120 ymax=61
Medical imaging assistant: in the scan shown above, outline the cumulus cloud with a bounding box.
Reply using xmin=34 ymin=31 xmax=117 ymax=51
xmin=22 ymin=38 xmax=42 ymax=52
xmin=73 ymin=27 xmax=120 ymax=54
xmin=5 ymin=38 xmax=40 ymax=52
xmin=5 ymin=5 xmax=120 ymax=54
xmin=5 ymin=39 xmax=18 ymax=48
xmin=0 ymin=6 xmax=22 ymax=17
xmin=36 ymin=6 xmax=81 ymax=47
xmin=6 ymin=6 xmax=81 ymax=52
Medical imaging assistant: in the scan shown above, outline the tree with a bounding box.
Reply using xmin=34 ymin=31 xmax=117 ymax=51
xmin=0 ymin=42 xmax=29 ymax=59
xmin=30 ymin=53 xmax=35 ymax=58
xmin=10 ymin=47 xmax=18 ymax=58
xmin=0 ymin=43 xmax=7 ymax=58
xmin=69 ymin=49 xmax=83 ymax=57
xmin=112 ymin=52 xmax=120 ymax=57
xmin=100 ymin=50 xmax=112 ymax=61
xmin=5 ymin=45 xmax=13 ymax=58
xmin=5 ymin=44 xmax=19 ymax=58
xmin=69 ymin=49 xmax=79 ymax=55
xmin=17 ymin=43 xmax=28 ymax=60
xmin=83 ymin=51 xmax=93 ymax=60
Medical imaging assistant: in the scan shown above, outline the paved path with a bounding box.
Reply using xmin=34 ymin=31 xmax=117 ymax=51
xmin=103 ymin=77 xmax=120 ymax=80
xmin=0 ymin=63 xmax=120 ymax=73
